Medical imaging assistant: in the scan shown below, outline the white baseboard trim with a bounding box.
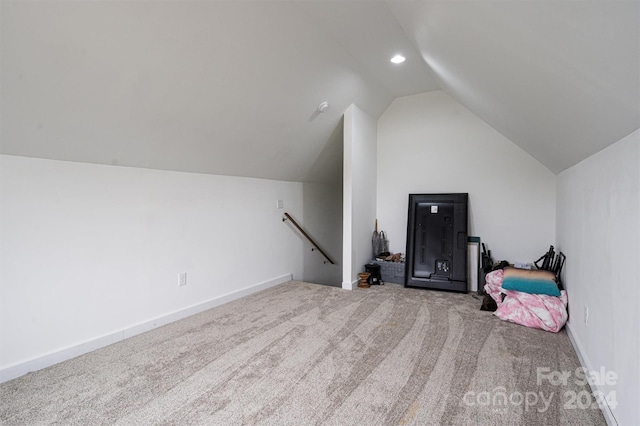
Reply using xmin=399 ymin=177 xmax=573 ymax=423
xmin=565 ymin=322 xmax=618 ymax=426
xmin=0 ymin=273 xmax=292 ymax=384
xmin=342 ymin=279 xmax=359 ymax=290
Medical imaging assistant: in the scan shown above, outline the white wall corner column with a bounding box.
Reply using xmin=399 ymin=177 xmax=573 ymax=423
xmin=342 ymin=104 xmax=377 ymax=290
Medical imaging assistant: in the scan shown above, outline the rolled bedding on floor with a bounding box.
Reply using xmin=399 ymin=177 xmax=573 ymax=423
xmin=484 ymin=269 xmax=568 ymax=332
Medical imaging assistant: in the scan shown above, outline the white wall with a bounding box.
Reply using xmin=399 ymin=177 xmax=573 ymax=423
xmin=377 ymin=91 xmax=556 ymax=263
xmin=343 ymin=104 xmax=377 ymax=289
xmin=556 ymin=129 xmax=640 ymax=425
xmin=0 ymin=155 xmax=304 ymax=379
xmin=301 ymin=182 xmax=342 ymax=287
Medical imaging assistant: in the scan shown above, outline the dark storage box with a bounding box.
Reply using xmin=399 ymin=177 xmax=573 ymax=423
xmin=376 ymin=260 xmax=406 ymax=284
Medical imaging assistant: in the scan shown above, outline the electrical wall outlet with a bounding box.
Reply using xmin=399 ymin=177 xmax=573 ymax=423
xmin=277 ymin=199 xmax=284 ymax=209
xmin=179 ymin=272 xmax=187 ymax=286
xmin=584 ymin=304 xmax=589 ymax=326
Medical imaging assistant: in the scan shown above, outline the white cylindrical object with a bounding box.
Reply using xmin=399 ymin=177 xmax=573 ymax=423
xmin=317 ymin=101 xmax=329 ymax=113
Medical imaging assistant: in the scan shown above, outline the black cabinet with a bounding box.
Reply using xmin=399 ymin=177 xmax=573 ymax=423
xmin=405 ymin=193 xmax=468 ymax=292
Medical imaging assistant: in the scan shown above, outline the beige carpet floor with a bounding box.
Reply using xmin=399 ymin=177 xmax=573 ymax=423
xmin=1 ymin=281 xmax=605 ymax=425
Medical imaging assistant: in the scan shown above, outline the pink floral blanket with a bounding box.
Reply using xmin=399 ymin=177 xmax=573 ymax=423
xmin=485 ymin=270 xmax=568 ymax=333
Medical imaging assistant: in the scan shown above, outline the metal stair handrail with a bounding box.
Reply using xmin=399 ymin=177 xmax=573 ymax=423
xmin=282 ymin=212 xmax=335 ymax=265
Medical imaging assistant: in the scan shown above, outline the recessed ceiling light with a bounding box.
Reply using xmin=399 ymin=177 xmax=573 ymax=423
xmin=390 ymin=54 xmax=406 ymax=64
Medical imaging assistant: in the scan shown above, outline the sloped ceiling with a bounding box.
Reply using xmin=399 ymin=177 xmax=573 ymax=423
xmin=389 ymin=1 xmax=640 ymax=174
xmin=2 ymin=1 xmax=638 ymax=182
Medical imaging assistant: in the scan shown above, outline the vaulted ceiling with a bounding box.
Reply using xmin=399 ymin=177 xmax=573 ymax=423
xmin=2 ymin=1 xmax=638 ymax=183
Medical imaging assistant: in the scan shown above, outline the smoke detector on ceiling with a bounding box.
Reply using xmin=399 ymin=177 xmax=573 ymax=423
xmin=317 ymin=101 xmax=329 ymax=113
